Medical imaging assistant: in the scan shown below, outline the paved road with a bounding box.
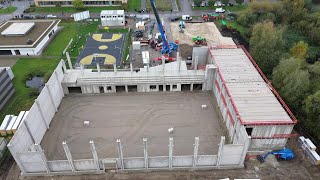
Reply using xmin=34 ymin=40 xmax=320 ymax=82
xmin=0 ymin=0 xmax=31 ymax=23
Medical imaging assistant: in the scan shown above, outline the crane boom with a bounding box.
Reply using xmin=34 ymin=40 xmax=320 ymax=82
xmin=150 ymin=0 xmax=171 ymax=54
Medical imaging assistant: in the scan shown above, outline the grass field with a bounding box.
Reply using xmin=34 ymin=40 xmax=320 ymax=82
xmin=146 ymin=0 xmax=172 ymax=11
xmin=193 ymin=5 xmax=248 ymax=12
xmin=128 ymin=0 xmax=141 ymax=11
xmin=0 ymin=58 xmax=60 ymax=123
xmin=33 ymin=6 xmax=122 ymax=13
xmin=0 ymin=6 xmax=17 ymax=14
xmin=43 ymin=21 xmax=99 ymax=57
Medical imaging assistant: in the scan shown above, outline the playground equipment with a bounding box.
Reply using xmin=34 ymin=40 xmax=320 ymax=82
xmin=192 ymin=36 xmax=207 ymax=46
xmin=257 ymin=148 xmax=295 ymax=163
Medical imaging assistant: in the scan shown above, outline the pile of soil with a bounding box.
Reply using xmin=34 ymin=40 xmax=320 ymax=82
xmin=179 ymin=44 xmax=193 ymax=59
xmin=221 ymin=26 xmax=249 ymax=50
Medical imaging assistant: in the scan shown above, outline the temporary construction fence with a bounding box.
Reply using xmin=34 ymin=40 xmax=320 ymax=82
xmin=7 ymin=60 xmax=251 ymax=176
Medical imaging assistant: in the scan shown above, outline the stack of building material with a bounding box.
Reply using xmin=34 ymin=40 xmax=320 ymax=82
xmin=136 ymin=21 xmax=145 ymax=30
xmin=298 ymin=136 xmax=320 ymax=165
xmin=142 ymin=51 xmax=150 ymax=66
xmin=0 ymin=111 xmax=29 ymax=137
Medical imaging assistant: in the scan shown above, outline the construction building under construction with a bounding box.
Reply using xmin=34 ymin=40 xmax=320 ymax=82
xmin=6 ymin=45 xmax=297 ymax=176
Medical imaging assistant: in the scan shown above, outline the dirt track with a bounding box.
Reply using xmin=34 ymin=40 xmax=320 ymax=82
xmin=41 ymin=92 xmax=225 ymax=160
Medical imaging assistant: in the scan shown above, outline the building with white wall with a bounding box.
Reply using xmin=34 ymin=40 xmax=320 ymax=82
xmin=100 ymin=10 xmax=125 ymax=27
xmin=0 ymin=20 xmax=60 ymax=56
xmin=0 ymin=67 xmax=15 ymax=110
xmin=34 ymin=0 xmax=127 ymax=7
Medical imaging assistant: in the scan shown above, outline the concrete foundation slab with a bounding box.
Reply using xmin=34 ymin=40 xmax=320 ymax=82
xmin=41 ymin=92 xmax=226 ymax=160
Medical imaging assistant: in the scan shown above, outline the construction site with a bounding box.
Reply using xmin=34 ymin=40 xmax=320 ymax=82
xmin=3 ymin=0 xmax=320 ymax=179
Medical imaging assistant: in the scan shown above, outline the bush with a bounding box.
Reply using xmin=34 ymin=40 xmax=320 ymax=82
xmin=55 ymin=3 xmax=62 ymax=8
xmin=23 ymin=7 xmax=35 ymax=13
xmin=29 ymin=88 xmax=40 ymax=97
xmin=30 ymin=4 xmax=36 ymax=8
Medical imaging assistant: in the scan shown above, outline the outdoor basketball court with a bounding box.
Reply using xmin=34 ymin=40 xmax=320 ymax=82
xmin=76 ymin=33 xmax=125 ymax=67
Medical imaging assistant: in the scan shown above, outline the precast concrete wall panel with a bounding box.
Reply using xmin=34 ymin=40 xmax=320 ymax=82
xmin=197 ymin=155 xmax=217 ymax=166
xmin=74 ymin=159 xmax=96 ymax=171
xmin=173 ymin=156 xmax=193 ymax=167
xmin=124 ymin=158 xmax=145 ymax=169
xmin=37 ymin=90 xmax=55 ymax=126
xmin=48 ymin=160 xmax=72 ymax=172
xmin=18 ymin=152 xmax=47 ymax=173
xmin=220 ymin=145 xmax=243 ymax=165
xmin=26 ymin=104 xmax=47 ymax=143
xmin=8 ymin=123 xmax=33 ymax=153
xmin=148 ymin=156 xmax=169 ymax=168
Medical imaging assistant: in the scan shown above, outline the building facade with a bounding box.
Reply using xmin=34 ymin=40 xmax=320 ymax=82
xmin=100 ymin=10 xmax=125 ymax=27
xmin=0 ymin=68 xmax=15 ymax=111
xmin=34 ymin=0 xmax=127 ymax=7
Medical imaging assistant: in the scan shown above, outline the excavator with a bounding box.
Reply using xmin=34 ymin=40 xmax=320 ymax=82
xmin=257 ymin=148 xmax=295 ymax=163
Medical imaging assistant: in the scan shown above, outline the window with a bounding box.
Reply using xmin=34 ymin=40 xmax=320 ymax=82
xmin=150 ymin=85 xmax=156 ymax=89
xmin=107 ymin=86 xmax=112 ymax=90
xmin=172 ymin=85 xmax=177 ymax=90
xmin=246 ymin=127 xmax=253 ymax=136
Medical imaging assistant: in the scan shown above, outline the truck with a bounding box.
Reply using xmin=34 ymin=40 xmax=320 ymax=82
xmin=182 ymin=15 xmax=192 ymax=21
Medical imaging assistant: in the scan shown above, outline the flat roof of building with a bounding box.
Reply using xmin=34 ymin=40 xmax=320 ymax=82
xmin=0 ymin=20 xmax=60 ymax=48
xmin=100 ymin=10 xmax=124 ymax=15
xmin=1 ymin=22 xmax=35 ymax=36
xmin=210 ymin=47 xmax=295 ymax=125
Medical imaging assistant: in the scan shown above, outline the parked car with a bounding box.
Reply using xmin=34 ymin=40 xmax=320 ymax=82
xmin=182 ymin=15 xmax=192 ymax=21
xmin=215 ymin=8 xmax=225 ymax=13
xmin=170 ymin=17 xmax=179 ymax=22
xmin=46 ymin=14 xmax=57 ymax=18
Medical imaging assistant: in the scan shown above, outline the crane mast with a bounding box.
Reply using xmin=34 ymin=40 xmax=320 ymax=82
xmin=150 ymin=0 xmax=173 ymax=55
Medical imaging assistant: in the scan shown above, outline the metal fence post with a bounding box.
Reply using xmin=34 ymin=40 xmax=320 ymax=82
xmin=89 ymin=140 xmax=101 ymax=171
xmin=45 ymin=84 xmax=58 ymax=112
xmin=216 ymin=136 xmax=225 ymax=168
xmin=35 ymin=99 xmax=49 ymax=129
xmin=117 ymin=139 xmax=124 ymax=170
xmin=143 ymin=138 xmax=148 ymax=169
xmin=35 ymin=143 xmax=50 ymax=173
xmin=62 ymin=141 xmax=75 ymax=172
xmin=193 ymin=137 xmax=199 ymax=168
xmin=168 ymin=137 xmax=173 ymax=169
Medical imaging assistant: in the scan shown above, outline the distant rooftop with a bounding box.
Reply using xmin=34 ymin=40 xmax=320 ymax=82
xmin=100 ymin=10 xmax=124 ymax=15
xmin=210 ymin=47 xmax=294 ymax=124
xmin=0 ymin=20 xmax=60 ymax=48
xmin=1 ymin=22 xmax=35 ymax=36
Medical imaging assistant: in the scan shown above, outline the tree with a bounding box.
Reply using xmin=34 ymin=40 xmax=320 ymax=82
xmin=208 ymin=0 xmax=215 ymax=6
xmin=290 ymin=41 xmax=309 ymax=60
xmin=279 ymin=0 xmax=307 ymax=23
xmin=221 ymin=0 xmax=229 ymax=5
xmin=72 ymin=0 xmax=84 ymax=10
xmin=281 ymin=69 xmax=310 ymax=111
xmin=249 ymin=21 xmax=284 ymax=76
xmin=303 ymin=91 xmax=320 ymax=139
xmin=235 ymin=0 xmax=244 ymax=5
xmin=194 ymin=0 xmax=202 ymax=6
xmin=272 ymin=58 xmax=301 ymax=90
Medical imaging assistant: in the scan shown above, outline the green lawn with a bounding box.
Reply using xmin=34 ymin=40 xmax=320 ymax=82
xmin=147 ymin=0 xmax=172 ymax=11
xmin=215 ymin=19 xmax=247 ymax=35
xmin=128 ymin=0 xmax=141 ymax=11
xmin=33 ymin=6 xmax=122 ymax=13
xmin=43 ymin=21 xmax=99 ymax=57
xmin=0 ymin=6 xmax=17 ymax=14
xmin=193 ymin=5 xmax=248 ymax=12
xmin=0 ymin=58 xmax=60 ymax=123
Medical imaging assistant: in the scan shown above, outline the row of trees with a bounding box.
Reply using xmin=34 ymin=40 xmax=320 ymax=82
xmin=239 ymin=0 xmax=320 ymax=140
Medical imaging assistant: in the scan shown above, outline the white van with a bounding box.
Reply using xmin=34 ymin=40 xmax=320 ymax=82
xmin=182 ymin=15 xmax=192 ymax=21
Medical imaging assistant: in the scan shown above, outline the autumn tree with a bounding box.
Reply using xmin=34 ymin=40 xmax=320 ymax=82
xmin=249 ymin=21 xmax=284 ymax=76
xmin=290 ymin=41 xmax=309 ymax=60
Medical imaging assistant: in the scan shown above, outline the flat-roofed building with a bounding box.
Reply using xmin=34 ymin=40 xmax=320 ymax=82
xmin=0 ymin=19 xmax=60 ymax=56
xmin=34 ymin=0 xmax=127 ymax=7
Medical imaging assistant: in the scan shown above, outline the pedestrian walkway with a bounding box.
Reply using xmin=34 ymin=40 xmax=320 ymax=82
xmin=141 ymin=0 xmax=146 ymax=10
xmin=171 ymin=0 xmax=179 ymax=11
